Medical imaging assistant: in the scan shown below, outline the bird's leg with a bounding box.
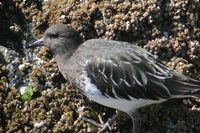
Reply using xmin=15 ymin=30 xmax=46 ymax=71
xmin=98 ymin=111 xmax=141 ymax=133
xmin=128 ymin=110 xmax=140 ymax=133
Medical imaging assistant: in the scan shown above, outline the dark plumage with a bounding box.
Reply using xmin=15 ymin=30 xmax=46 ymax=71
xmin=27 ymin=24 xmax=200 ymax=132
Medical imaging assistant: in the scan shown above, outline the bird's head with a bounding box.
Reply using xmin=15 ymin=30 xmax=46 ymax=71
xmin=26 ymin=24 xmax=83 ymax=56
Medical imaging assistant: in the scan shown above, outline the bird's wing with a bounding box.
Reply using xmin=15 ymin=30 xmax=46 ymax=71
xmin=86 ymin=49 xmax=200 ymax=100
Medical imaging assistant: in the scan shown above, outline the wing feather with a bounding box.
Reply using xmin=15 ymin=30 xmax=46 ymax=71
xmin=86 ymin=51 xmax=200 ymax=100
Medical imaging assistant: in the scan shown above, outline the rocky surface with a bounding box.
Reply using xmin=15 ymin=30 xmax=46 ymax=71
xmin=1 ymin=0 xmax=200 ymax=132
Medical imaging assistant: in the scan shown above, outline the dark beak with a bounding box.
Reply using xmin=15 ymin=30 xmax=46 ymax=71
xmin=25 ymin=38 xmax=45 ymax=48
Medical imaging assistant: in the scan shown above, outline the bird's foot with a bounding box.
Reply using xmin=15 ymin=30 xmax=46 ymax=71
xmin=81 ymin=116 xmax=104 ymax=128
xmin=82 ymin=111 xmax=122 ymax=133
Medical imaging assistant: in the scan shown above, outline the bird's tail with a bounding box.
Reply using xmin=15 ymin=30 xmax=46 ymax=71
xmin=187 ymin=90 xmax=200 ymax=98
xmin=166 ymin=73 xmax=200 ymax=98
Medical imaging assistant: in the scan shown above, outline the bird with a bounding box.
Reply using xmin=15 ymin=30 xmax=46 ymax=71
xmin=26 ymin=24 xmax=200 ymax=132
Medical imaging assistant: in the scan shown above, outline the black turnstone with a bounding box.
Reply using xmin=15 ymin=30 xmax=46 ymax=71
xmin=27 ymin=24 xmax=200 ymax=132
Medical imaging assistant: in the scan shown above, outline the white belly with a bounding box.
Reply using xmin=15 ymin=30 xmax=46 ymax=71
xmin=85 ymin=92 xmax=167 ymax=114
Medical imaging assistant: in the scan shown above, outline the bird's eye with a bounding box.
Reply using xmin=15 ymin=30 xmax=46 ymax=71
xmin=47 ymin=32 xmax=59 ymax=38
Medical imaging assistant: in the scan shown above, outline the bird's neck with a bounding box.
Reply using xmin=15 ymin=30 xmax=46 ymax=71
xmin=54 ymin=48 xmax=74 ymax=63
xmin=54 ymin=47 xmax=76 ymax=75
